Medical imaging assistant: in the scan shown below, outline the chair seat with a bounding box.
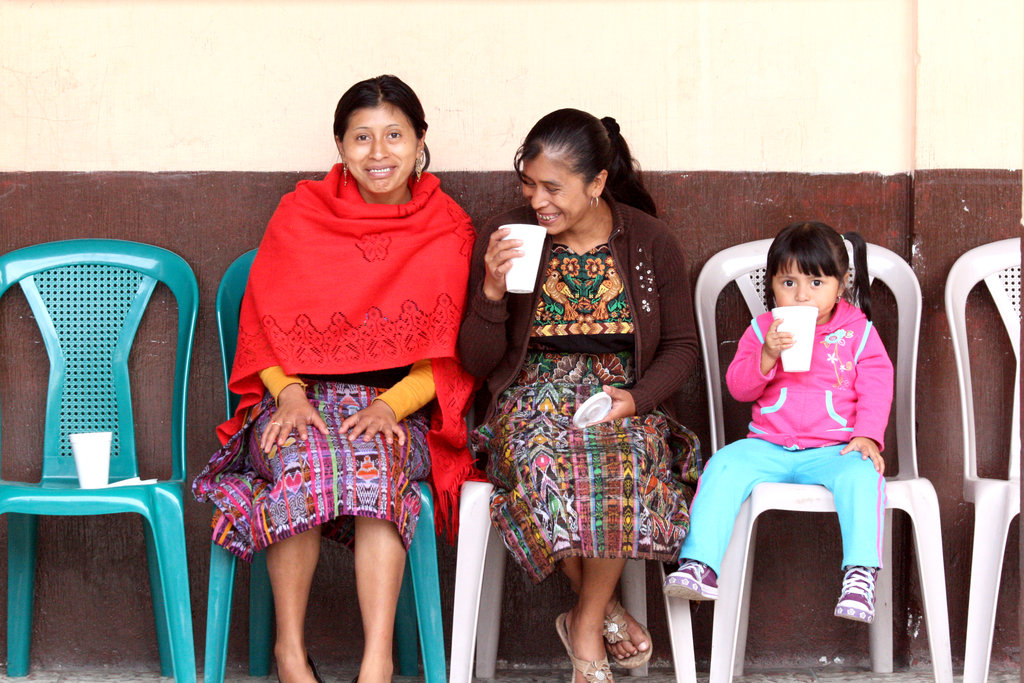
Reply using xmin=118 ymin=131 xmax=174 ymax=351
xmin=0 ymin=480 xmax=182 ymax=516
xmin=964 ymin=476 xmax=1021 ymax=507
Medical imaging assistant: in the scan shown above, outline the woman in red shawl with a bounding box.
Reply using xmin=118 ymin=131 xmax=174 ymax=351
xmin=193 ymin=75 xmax=476 ymax=683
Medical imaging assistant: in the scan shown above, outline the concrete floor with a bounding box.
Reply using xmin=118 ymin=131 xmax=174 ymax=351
xmin=0 ymin=667 xmax=1018 ymax=682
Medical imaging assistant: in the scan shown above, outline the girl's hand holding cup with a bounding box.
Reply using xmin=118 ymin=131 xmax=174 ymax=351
xmin=760 ymin=318 xmax=794 ymax=374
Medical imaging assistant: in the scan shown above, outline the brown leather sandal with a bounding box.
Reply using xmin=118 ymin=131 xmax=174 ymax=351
xmin=556 ymin=612 xmax=614 ymax=682
xmin=602 ymin=601 xmax=653 ymax=668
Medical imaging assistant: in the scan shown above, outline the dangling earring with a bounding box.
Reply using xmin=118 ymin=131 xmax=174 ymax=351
xmin=342 ymin=163 xmax=348 ymax=186
xmin=590 ymin=195 xmax=599 ymax=209
xmin=414 ymin=151 xmax=426 ymax=182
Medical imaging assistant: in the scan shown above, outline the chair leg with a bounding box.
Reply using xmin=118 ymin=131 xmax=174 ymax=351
xmin=659 ymin=564 xmax=697 ymax=683
xmin=408 ymin=484 xmax=446 ymax=683
xmin=733 ymin=514 xmax=758 ymax=678
xmin=710 ymin=499 xmax=757 ymax=683
xmin=394 ymin=563 xmax=419 ymax=676
xmin=869 ymin=514 xmax=893 ymax=673
xmin=248 ymin=551 xmax=274 ymax=677
xmin=203 ymin=543 xmax=237 ymax=683
xmin=619 ymin=560 xmax=648 ymax=677
xmin=475 ymin=523 xmax=507 ymax=679
xmin=904 ymin=487 xmax=953 ymax=683
xmin=6 ymin=513 xmax=38 ymax=678
xmin=148 ymin=488 xmax=197 ymax=683
xmin=963 ymin=494 xmax=1017 ymax=683
xmin=451 ymin=481 xmax=496 ymax=683
xmin=144 ymin=520 xmax=173 ymax=678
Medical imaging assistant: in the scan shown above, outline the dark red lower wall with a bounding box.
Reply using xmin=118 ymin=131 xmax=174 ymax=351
xmin=0 ymin=169 xmax=1018 ymax=672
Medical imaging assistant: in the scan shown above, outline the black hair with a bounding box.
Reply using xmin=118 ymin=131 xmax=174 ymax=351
xmin=332 ymin=74 xmax=430 ymax=170
xmin=764 ymin=221 xmax=872 ymax=320
xmin=512 ymin=108 xmax=657 ymax=217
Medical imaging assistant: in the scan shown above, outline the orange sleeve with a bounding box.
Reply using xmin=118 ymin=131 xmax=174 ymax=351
xmin=258 ymin=366 xmax=305 ymax=402
xmin=376 ymin=359 xmax=436 ymax=421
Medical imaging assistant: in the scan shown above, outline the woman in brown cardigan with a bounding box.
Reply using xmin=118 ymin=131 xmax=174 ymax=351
xmin=457 ymin=109 xmax=702 ymax=683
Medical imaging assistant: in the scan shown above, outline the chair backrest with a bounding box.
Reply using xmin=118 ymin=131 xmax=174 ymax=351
xmin=944 ymin=237 xmax=1021 ymax=484
xmin=0 ymin=239 xmax=198 ymax=484
xmin=694 ymin=239 xmax=922 ymax=478
xmin=215 ymin=249 xmax=257 ymax=420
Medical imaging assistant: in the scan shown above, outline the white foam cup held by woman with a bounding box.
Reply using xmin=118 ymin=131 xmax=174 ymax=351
xmin=502 ymin=223 xmax=547 ymax=293
xmin=771 ymin=305 xmax=819 ymax=372
xmin=69 ymin=431 xmax=112 ymax=488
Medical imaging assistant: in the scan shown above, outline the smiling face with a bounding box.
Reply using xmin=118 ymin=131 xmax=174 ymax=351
xmin=771 ymin=261 xmax=847 ymax=325
xmin=519 ymin=150 xmax=607 ymax=239
xmin=335 ymin=103 xmax=424 ymax=205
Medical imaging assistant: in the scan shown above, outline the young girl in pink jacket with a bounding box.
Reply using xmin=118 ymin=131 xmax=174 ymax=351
xmin=663 ymin=221 xmax=893 ymax=623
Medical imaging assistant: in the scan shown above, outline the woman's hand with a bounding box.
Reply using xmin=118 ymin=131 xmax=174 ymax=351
xmin=481 ymin=226 xmax=522 ymax=301
xmin=760 ymin=318 xmax=794 ymax=374
xmin=260 ymin=383 xmax=329 ymax=453
xmin=594 ymin=385 xmax=637 ymax=424
xmin=339 ymin=399 xmax=406 ymax=446
xmin=841 ymin=436 xmax=885 ymax=474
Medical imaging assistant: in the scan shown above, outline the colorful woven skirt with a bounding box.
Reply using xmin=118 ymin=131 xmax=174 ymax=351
xmin=192 ymin=381 xmax=429 ymax=561
xmin=474 ymin=352 xmax=701 ymax=583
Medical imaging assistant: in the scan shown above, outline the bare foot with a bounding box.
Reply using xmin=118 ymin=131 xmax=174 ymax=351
xmin=603 ymin=601 xmax=650 ymax=662
xmin=356 ymin=658 xmax=394 ymax=683
xmin=275 ymin=647 xmax=318 ymax=683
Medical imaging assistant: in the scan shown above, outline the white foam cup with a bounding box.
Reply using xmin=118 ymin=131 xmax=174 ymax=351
xmin=573 ymin=392 xmax=613 ymax=429
xmin=502 ymin=224 xmax=547 ymax=294
xmin=771 ymin=305 xmax=819 ymax=372
xmin=69 ymin=431 xmax=112 ymax=489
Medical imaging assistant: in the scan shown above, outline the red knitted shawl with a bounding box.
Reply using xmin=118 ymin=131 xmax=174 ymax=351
xmin=218 ymin=164 xmax=479 ymax=534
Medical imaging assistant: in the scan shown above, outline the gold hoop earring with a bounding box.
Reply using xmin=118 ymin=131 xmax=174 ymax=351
xmin=415 ymin=151 xmax=426 ymax=182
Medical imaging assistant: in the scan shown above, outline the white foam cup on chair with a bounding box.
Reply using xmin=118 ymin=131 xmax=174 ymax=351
xmin=771 ymin=305 xmax=819 ymax=372
xmin=501 ymin=224 xmax=547 ymax=294
xmin=69 ymin=431 xmax=112 ymax=489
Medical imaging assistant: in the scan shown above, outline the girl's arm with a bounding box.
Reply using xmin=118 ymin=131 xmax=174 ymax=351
xmin=849 ymin=325 xmax=895 ymax=450
xmin=726 ymin=318 xmax=776 ymax=403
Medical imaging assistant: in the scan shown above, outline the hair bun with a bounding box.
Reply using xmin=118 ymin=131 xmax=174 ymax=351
xmin=600 ymin=116 xmax=620 ymax=137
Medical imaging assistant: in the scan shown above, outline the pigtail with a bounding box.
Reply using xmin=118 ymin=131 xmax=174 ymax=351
xmin=842 ymin=231 xmax=871 ymax=320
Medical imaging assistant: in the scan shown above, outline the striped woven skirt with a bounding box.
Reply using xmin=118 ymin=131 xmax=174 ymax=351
xmin=192 ymin=381 xmax=429 ymax=561
xmin=474 ymin=351 xmax=701 ymax=583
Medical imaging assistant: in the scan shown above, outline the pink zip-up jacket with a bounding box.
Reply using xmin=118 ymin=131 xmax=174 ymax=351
xmin=726 ymin=299 xmax=894 ymax=451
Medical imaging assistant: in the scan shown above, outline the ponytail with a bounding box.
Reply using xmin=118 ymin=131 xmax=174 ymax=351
xmin=600 ymin=117 xmax=657 ymax=217
xmin=842 ymin=231 xmax=872 ymax=320
xmin=514 ymin=108 xmax=657 ymax=217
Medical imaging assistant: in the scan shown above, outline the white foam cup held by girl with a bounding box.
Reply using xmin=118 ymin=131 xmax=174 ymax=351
xmin=771 ymin=305 xmax=819 ymax=372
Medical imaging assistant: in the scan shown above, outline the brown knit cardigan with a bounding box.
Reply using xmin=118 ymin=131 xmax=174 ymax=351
xmin=457 ymin=199 xmax=699 ymax=424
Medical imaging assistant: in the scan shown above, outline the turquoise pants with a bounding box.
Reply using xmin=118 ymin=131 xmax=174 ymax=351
xmin=677 ymin=438 xmax=886 ymax=574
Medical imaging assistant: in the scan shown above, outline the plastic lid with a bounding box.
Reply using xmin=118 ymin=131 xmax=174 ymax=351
xmin=572 ymin=392 xmax=612 ymax=428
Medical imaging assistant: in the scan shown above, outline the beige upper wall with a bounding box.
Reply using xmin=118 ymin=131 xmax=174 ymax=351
xmin=0 ymin=0 xmax=1020 ymax=173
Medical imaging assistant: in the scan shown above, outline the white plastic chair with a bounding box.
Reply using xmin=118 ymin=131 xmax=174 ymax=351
xmin=691 ymin=239 xmax=952 ymax=683
xmin=945 ymin=238 xmax=1021 ymax=683
xmin=451 ymin=480 xmax=697 ymax=683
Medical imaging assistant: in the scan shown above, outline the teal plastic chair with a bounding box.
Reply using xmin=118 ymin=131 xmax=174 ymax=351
xmin=203 ymin=249 xmax=446 ymax=682
xmin=0 ymin=239 xmax=198 ymax=681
